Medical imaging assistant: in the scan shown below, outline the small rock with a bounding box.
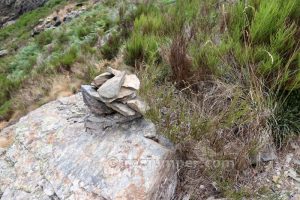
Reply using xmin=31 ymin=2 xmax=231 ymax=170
xmin=53 ymin=19 xmax=62 ymax=27
xmin=286 ymin=153 xmax=293 ymax=165
xmin=141 ymin=120 xmax=157 ymax=139
xmin=287 ymin=169 xmax=300 ymax=182
xmin=293 ymin=159 xmax=300 ymax=166
xmin=110 ymin=87 xmax=136 ymax=102
xmin=182 ymin=194 xmax=191 ymax=200
xmin=291 ymin=142 xmax=299 ymax=150
xmin=122 ymin=74 xmax=140 ymax=90
xmin=260 ymin=145 xmax=277 ymax=162
xmin=127 ymin=98 xmax=149 ymax=114
xmin=0 ymin=50 xmax=8 ymax=57
xmin=107 ymin=67 xmax=122 ymax=76
xmin=97 ymin=71 xmax=125 ymax=99
xmin=63 ymin=16 xmax=71 ymax=22
xmin=291 ymin=194 xmax=300 ymax=200
xmin=2 ymin=20 xmax=15 ymax=27
xmin=251 ymin=144 xmax=277 ymax=164
xmin=272 ymin=176 xmax=280 ymax=183
xmin=92 ymin=72 xmax=113 ymax=88
xmin=106 ymin=102 xmax=136 ymax=116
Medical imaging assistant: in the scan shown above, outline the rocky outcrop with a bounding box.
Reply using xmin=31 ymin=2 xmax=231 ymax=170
xmin=32 ymin=4 xmax=86 ymax=36
xmin=0 ymin=0 xmax=48 ymax=27
xmin=0 ymin=93 xmax=177 ymax=199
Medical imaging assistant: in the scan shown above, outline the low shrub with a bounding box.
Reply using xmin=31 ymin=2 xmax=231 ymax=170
xmin=36 ymin=30 xmax=54 ymax=46
xmin=124 ymin=33 xmax=160 ymax=66
xmin=8 ymin=44 xmax=40 ymax=81
xmin=133 ymin=13 xmax=163 ymax=35
xmin=0 ymin=101 xmax=12 ymax=120
xmin=101 ymin=32 xmax=122 ymax=60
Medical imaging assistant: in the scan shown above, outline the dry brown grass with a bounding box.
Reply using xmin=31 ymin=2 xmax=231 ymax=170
xmin=175 ymin=81 xmax=272 ymax=198
xmin=138 ymin=63 xmax=273 ymax=198
xmin=8 ymin=73 xmax=81 ymax=123
xmin=168 ymin=34 xmax=192 ymax=84
xmin=0 ymin=132 xmax=14 ymax=149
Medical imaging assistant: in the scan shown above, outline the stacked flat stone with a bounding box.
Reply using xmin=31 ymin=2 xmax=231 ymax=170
xmin=81 ymin=67 xmax=149 ymax=118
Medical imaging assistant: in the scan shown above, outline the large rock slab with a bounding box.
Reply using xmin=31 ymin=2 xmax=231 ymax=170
xmin=0 ymin=93 xmax=177 ymax=200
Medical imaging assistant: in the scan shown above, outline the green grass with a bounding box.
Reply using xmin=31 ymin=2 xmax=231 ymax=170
xmin=125 ymin=33 xmax=160 ymax=66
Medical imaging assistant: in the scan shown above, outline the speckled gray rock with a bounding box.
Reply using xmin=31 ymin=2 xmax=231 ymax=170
xmin=81 ymin=85 xmax=113 ymax=115
xmin=0 ymin=93 xmax=177 ymax=200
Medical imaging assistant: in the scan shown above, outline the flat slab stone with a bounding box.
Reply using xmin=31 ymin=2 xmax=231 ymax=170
xmin=0 ymin=93 xmax=177 ymax=200
xmin=107 ymin=67 xmax=122 ymax=76
xmin=81 ymin=85 xmax=113 ymax=115
xmin=97 ymin=71 xmax=126 ymax=99
xmin=122 ymin=74 xmax=140 ymax=90
xmin=127 ymin=98 xmax=150 ymax=115
xmin=106 ymin=102 xmax=137 ymax=116
xmin=99 ymin=87 xmax=136 ymax=103
xmin=92 ymin=72 xmax=114 ymax=88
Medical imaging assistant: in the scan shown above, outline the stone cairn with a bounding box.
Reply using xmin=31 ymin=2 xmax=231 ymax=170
xmin=81 ymin=67 xmax=149 ymax=120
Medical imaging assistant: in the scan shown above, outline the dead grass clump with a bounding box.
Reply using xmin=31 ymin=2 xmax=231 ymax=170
xmin=8 ymin=72 xmax=83 ymax=123
xmin=139 ymin=64 xmax=272 ymax=198
xmin=173 ymin=80 xmax=272 ymax=199
xmin=168 ymin=34 xmax=192 ymax=85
